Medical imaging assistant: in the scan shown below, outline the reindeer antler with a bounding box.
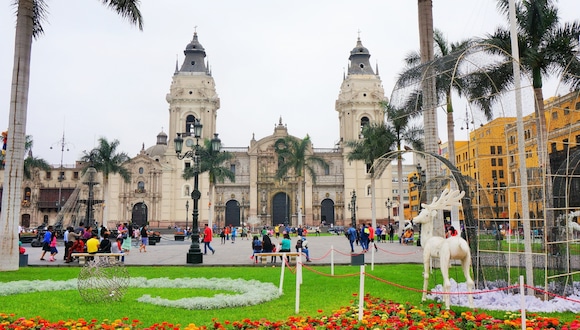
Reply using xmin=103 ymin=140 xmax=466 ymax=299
xmin=422 ymin=189 xmax=465 ymax=212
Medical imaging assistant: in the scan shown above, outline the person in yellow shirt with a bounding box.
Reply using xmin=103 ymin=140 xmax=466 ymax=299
xmin=86 ymin=232 xmax=100 ymax=260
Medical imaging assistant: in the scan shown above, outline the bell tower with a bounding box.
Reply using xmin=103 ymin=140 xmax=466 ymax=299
xmin=166 ymin=31 xmax=220 ymax=145
xmin=336 ymin=37 xmax=387 ymax=224
xmin=336 ymin=36 xmax=385 ymax=143
xmin=164 ymin=31 xmax=220 ymax=226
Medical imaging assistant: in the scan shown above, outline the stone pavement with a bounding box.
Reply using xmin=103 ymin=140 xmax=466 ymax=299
xmin=23 ymin=234 xmax=423 ymax=267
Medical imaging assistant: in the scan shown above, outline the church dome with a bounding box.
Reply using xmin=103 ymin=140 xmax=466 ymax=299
xmin=145 ymin=131 xmax=168 ymax=159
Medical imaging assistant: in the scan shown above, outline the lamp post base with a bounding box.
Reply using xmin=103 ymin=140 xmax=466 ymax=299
xmin=186 ymin=252 xmax=203 ymax=264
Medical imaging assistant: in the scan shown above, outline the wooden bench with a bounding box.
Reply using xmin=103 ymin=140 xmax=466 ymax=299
xmin=253 ymin=252 xmax=301 ymax=264
xmin=71 ymin=253 xmax=124 ymax=265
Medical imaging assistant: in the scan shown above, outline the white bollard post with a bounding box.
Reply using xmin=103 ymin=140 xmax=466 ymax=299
xmin=520 ymin=275 xmax=526 ymax=330
xmin=371 ymin=242 xmax=375 ymax=271
xmin=358 ymin=265 xmax=365 ymax=321
xmin=295 ymin=256 xmax=301 ymax=314
xmin=331 ymin=245 xmax=335 ymax=276
xmin=298 ymin=248 xmax=303 ymax=284
xmin=279 ymin=253 xmax=286 ymax=294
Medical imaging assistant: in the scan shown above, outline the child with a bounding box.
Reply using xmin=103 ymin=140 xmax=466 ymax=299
xmin=49 ymin=231 xmax=58 ymax=262
xmin=112 ymin=237 xmax=125 ymax=262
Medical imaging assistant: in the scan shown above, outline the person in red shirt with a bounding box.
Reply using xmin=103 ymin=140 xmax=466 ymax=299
xmin=203 ymin=224 xmax=215 ymax=255
xmin=367 ymin=223 xmax=378 ymax=252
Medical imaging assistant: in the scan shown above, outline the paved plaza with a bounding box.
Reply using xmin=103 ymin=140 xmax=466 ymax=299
xmin=23 ymin=234 xmax=423 ymax=267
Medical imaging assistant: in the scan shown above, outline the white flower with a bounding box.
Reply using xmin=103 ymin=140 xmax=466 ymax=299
xmin=0 ymin=277 xmax=281 ymax=310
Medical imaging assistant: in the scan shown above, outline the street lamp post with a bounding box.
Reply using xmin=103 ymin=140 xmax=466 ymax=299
xmin=385 ymin=198 xmax=392 ymax=222
xmin=348 ymin=190 xmax=357 ymax=227
xmin=83 ymin=165 xmax=98 ymax=228
xmin=185 ymin=200 xmax=189 ymax=236
xmin=174 ymin=119 xmax=222 ymax=264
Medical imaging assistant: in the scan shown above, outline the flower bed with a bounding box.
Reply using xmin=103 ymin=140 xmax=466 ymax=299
xmin=1 ymin=295 xmax=579 ymax=329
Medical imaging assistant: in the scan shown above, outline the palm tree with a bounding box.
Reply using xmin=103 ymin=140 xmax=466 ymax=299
xmin=398 ymin=29 xmax=475 ymax=171
xmin=417 ymin=0 xmax=441 ymax=237
xmin=385 ymin=104 xmax=424 ymax=233
xmin=274 ymin=135 xmax=328 ymax=227
xmin=81 ymin=137 xmax=131 ymax=227
xmin=182 ymin=138 xmax=235 ymax=228
xmin=473 ymin=0 xmax=580 ymax=231
xmin=23 ymin=156 xmax=51 ymax=181
xmin=345 ymin=123 xmax=397 ymax=229
xmin=1 ymin=0 xmax=142 ymax=271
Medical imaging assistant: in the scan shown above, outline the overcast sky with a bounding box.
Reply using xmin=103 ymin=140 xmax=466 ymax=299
xmin=1 ymin=1 xmax=577 ymax=165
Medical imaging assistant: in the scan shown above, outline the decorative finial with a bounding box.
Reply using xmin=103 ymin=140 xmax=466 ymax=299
xmin=194 ymin=25 xmax=198 ymax=34
xmin=357 ymin=29 xmax=361 ymax=40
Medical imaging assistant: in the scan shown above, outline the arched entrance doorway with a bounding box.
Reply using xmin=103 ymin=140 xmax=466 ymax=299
xmin=225 ymin=200 xmax=240 ymax=227
xmin=132 ymin=203 xmax=147 ymax=227
xmin=320 ymin=198 xmax=335 ymax=225
xmin=272 ymin=192 xmax=290 ymax=226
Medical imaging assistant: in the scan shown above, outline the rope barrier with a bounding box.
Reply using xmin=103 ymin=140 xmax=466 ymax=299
xmin=299 ymin=262 xmax=359 ymax=278
xmin=305 ymin=249 xmax=332 ymax=261
xmin=524 ymin=284 xmax=580 ymax=304
xmin=375 ymin=244 xmax=422 ymax=256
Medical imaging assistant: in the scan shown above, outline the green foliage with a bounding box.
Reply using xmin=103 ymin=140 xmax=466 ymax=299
xmin=274 ymin=135 xmax=328 ymax=184
xmin=23 ymin=156 xmax=51 ymax=180
xmin=81 ymin=137 xmax=131 ymax=183
xmin=345 ymin=123 xmax=396 ymax=171
xmin=182 ymin=138 xmax=235 ymax=184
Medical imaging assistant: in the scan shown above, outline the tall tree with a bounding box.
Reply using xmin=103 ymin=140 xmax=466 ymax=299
xmin=398 ymin=29 xmax=475 ymax=171
xmin=274 ymin=135 xmax=328 ymax=227
xmin=23 ymin=156 xmax=50 ymax=181
xmin=472 ymin=0 xmax=580 ymax=231
xmin=345 ymin=123 xmax=397 ymax=229
xmin=81 ymin=137 xmax=131 ymax=227
xmin=385 ymin=104 xmax=424 ymax=233
xmin=182 ymin=138 xmax=235 ymax=228
xmin=417 ymin=0 xmax=443 ymax=237
xmin=1 ymin=0 xmax=142 ymax=271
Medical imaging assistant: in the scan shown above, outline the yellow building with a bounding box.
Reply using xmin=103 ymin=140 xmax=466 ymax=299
xmin=505 ymin=90 xmax=580 ymax=228
xmin=441 ymin=90 xmax=580 ymax=231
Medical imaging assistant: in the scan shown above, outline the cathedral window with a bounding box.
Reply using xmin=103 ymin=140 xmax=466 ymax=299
xmin=185 ymin=115 xmax=196 ymax=136
xmin=359 ymin=116 xmax=370 ymax=137
xmin=139 ymin=167 xmax=144 ymax=174
xmin=137 ymin=181 xmax=145 ymax=193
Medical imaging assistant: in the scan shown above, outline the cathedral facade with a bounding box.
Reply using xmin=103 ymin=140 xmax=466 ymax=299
xmin=10 ymin=32 xmax=404 ymax=231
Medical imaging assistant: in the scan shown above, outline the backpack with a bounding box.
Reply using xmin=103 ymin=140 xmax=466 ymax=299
xmin=296 ymin=239 xmax=303 ymax=249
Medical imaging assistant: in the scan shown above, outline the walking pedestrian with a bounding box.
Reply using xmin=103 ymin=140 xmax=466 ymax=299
xmin=388 ymin=223 xmax=395 ymax=243
xmin=220 ymin=227 xmax=226 ymax=244
xmin=49 ymin=229 xmax=58 ymax=262
xmin=39 ymin=226 xmax=53 ymax=261
xmin=346 ymin=224 xmax=356 ymax=253
xmin=139 ymin=225 xmax=149 ymax=252
xmin=203 ymin=224 xmax=215 ymax=255
xmin=231 ymin=226 xmax=237 ymax=243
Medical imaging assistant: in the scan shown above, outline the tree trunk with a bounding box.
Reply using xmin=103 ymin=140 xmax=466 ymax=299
xmin=297 ymin=177 xmax=303 ymax=226
xmin=371 ymin=177 xmax=376 ymax=229
xmin=418 ymin=0 xmax=442 ymax=237
xmin=397 ymin=152 xmax=405 ymax=235
xmin=0 ymin=0 xmax=34 ymax=271
xmin=533 ymin=87 xmax=553 ymax=227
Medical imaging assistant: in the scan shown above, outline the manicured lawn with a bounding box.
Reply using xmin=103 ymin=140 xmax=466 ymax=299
xmin=0 ymin=264 xmax=577 ymax=328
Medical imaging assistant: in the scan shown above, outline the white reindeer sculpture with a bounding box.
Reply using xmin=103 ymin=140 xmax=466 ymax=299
xmin=412 ymin=189 xmax=474 ymax=310
xmin=567 ymin=211 xmax=580 ymax=234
